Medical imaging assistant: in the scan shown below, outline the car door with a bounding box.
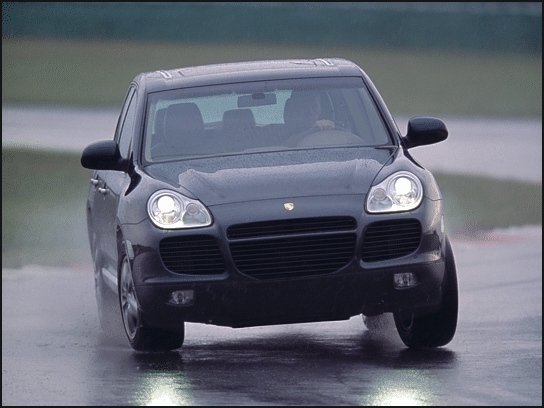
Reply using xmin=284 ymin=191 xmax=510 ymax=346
xmin=89 ymin=86 xmax=137 ymax=276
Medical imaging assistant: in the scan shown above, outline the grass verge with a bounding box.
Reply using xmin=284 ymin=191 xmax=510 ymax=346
xmin=2 ymin=38 xmax=542 ymax=118
xmin=2 ymin=147 xmax=541 ymax=269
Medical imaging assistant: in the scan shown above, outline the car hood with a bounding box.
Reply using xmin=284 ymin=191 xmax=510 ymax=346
xmin=144 ymin=147 xmax=396 ymax=206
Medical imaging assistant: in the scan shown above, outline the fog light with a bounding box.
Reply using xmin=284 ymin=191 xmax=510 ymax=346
xmin=169 ymin=290 xmax=194 ymax=306
xmin=394 ymin=273 xmax=418 ymax=288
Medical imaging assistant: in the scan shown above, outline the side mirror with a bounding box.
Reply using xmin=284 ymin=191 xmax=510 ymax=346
xmin=403 ymin=117 xmax=448 ymax=149
xmin=81 ymin=140 xmax=128 ymax=171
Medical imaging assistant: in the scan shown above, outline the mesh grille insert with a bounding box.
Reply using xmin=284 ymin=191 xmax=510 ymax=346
xmin=361 ymin=219 xmax=421 ymax=262
xmin=159 ymin=235 xmax=226 ymax=275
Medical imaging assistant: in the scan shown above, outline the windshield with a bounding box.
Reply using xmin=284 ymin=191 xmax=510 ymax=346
xmin=142 ymin=77 xmax=392 ymax=163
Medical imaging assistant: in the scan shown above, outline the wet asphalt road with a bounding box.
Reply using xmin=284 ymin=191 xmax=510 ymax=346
xmin=2 ymin=228 xmax=541 ymax=405
xmin=2 ymin=108 xmax=542 ymax=405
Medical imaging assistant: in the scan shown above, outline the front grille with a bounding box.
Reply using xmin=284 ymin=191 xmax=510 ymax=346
xmin=227 ymin=216 xmax=356 ymax=239
xmin=159 ymin=235 xmax=226 ymax=275
xmin=361 ymin=219 xmax=422 ymax=262
xmin=229 ymin=217 xmax=357 ymax=280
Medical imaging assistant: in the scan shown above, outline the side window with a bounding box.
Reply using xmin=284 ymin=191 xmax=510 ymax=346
xmin=116 ymin=87 xmax=137 ymax=159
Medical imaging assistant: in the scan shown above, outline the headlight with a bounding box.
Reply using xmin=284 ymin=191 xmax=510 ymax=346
xmin=147 ymin=190 xmax=212 ymax=229
xmin=366 ymin=171 xmax=423 ymax=213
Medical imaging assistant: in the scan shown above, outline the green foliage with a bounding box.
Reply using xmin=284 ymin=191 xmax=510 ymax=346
xmin=3 ymin=3 xmax=541 ymax=53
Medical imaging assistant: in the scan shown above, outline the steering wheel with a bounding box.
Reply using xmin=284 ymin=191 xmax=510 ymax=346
xmin=333 ymin=121 xmax=349 ymax=132
xmin=295 ymin=129 xmax=364 ymax=147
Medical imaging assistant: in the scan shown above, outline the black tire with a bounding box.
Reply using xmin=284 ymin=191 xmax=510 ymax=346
xmin=118 ymin=256 xmax=184 ymax=351
xmin=393 ymin=236 xmax=459 ymax=349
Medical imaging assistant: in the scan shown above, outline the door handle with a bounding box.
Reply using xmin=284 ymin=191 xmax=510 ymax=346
xmin=90 ymin=178 xmax=99 ymax=186
xmin=98 ymin=187 xmax=108 ymax=195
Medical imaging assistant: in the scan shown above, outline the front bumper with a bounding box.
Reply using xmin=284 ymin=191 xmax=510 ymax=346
xmin=135 ymin=260 xmax=444 ymax=329
xmin=122 ymin=194 xmax=446 ymax=329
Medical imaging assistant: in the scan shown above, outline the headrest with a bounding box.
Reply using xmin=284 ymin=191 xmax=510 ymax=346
xmin=222 ymin=108 xmax=256 ymax=132
xmin=163 ymin=102 xmax=205 ymax=139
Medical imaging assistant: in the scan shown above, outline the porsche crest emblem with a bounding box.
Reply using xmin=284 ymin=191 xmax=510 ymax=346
xmin=283 ymin=202 xmax=294 ymax=211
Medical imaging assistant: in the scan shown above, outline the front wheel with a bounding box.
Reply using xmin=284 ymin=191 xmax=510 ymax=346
xmin=119 ymin=256 xmax=184 ymax=351
xmin=393 ymin=236 xmax=459 ymax=349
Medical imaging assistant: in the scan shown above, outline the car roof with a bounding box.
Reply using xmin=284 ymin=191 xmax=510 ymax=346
xmin=136 ymin=58 xmax=365 ymax=92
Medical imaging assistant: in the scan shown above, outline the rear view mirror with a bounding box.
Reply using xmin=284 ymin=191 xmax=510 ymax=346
xmin=238 ymin=92 xmax=277 ymax=108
